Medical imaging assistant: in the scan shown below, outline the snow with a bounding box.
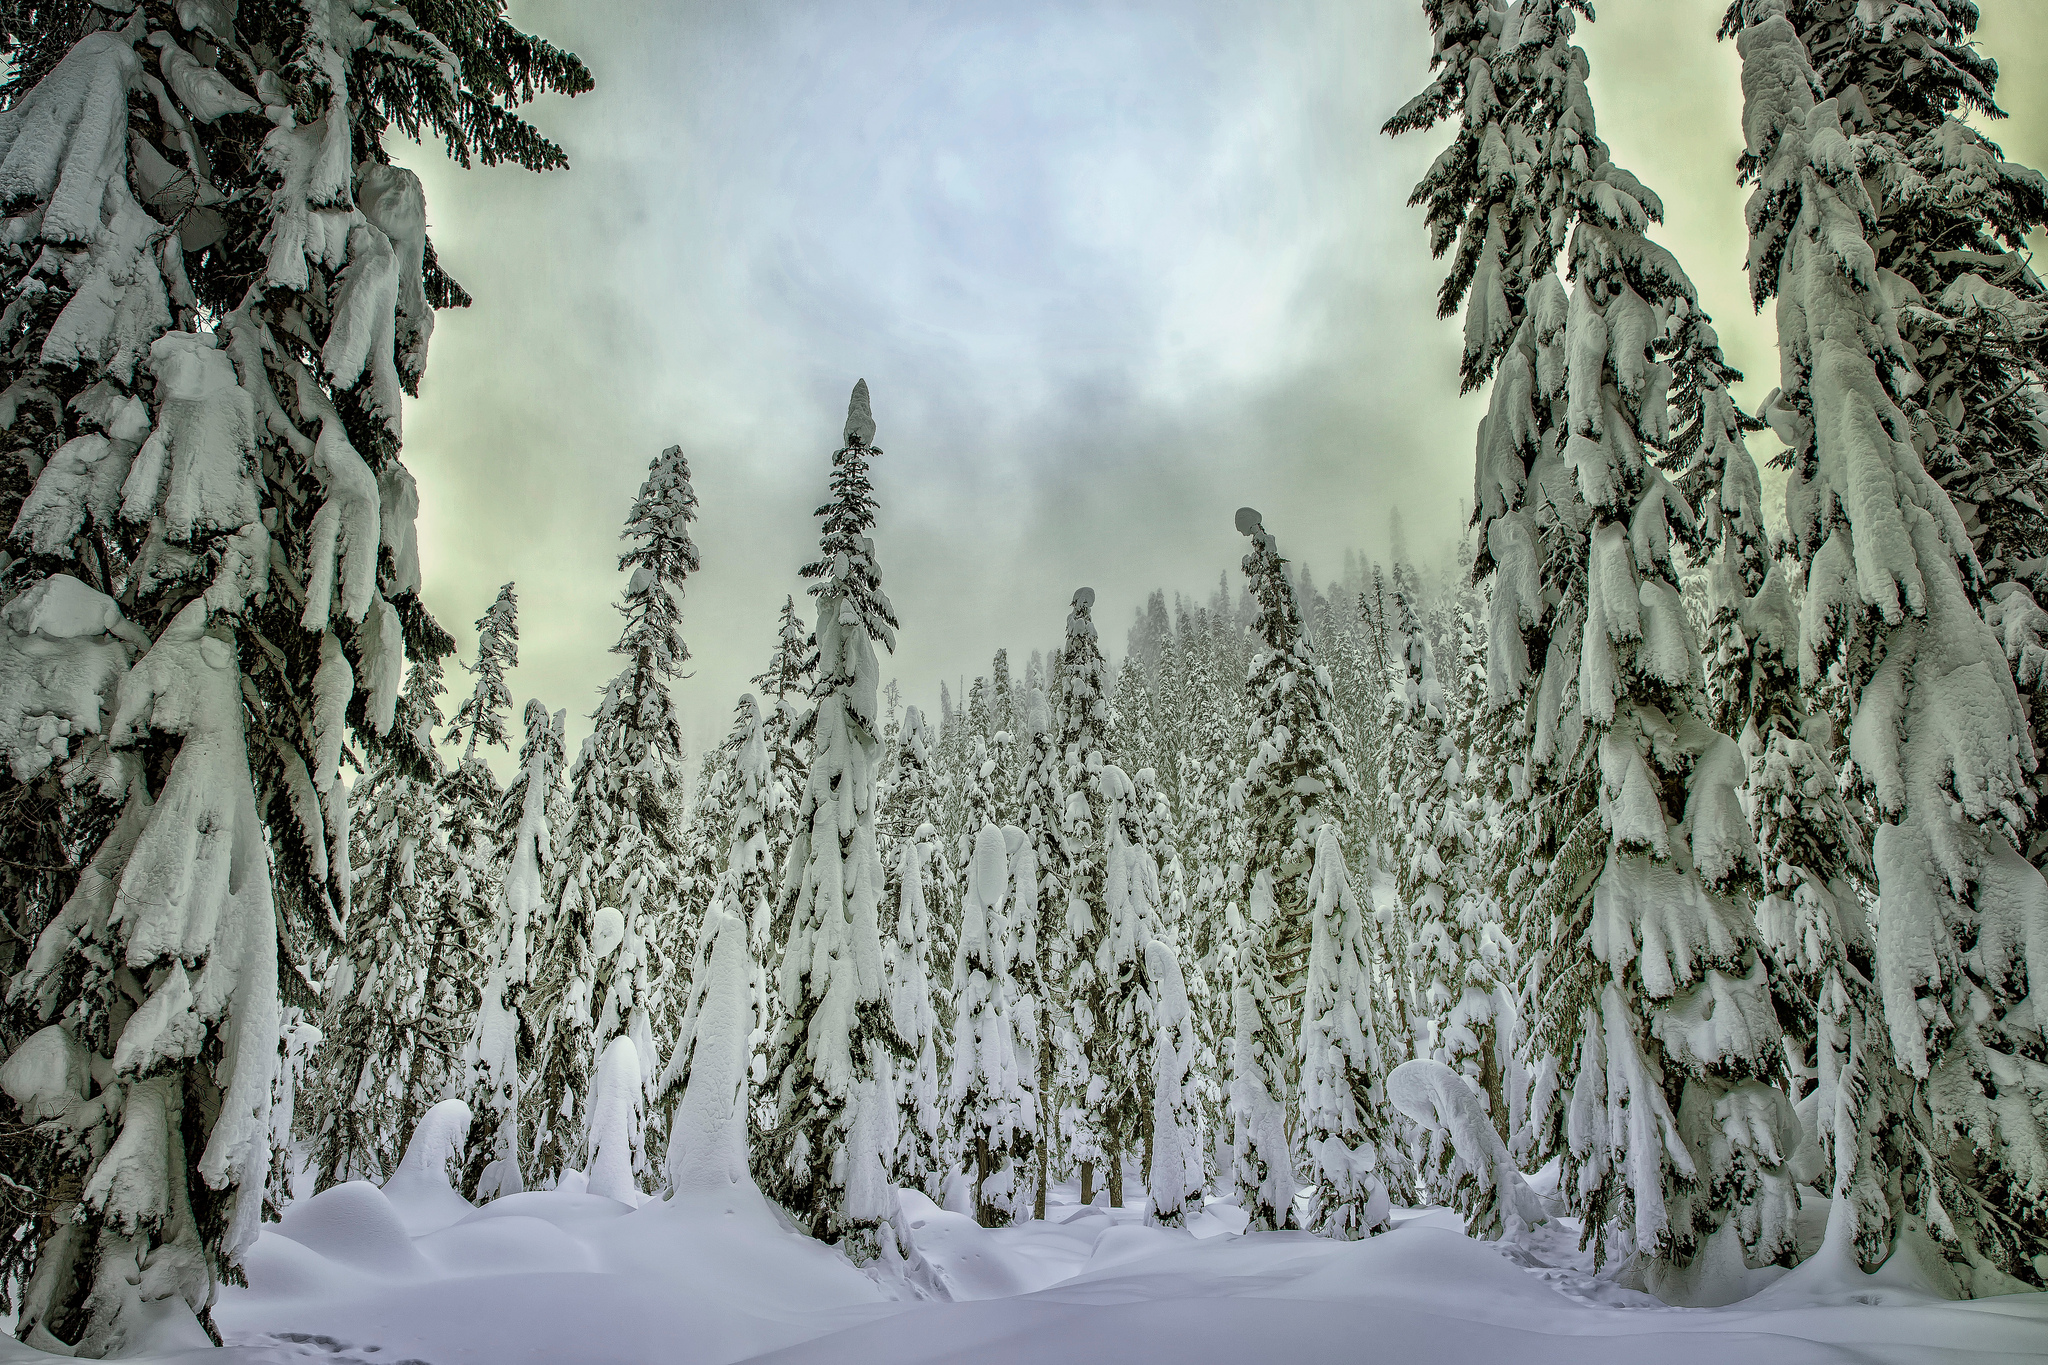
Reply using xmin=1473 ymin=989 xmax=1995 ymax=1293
xmin=173 ymin=1168 xmax=2047 ymax=1365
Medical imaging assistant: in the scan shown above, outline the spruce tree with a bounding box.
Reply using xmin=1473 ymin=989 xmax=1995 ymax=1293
xmin=1729 ymin=0 xmax=2048 ymax=1292
xmin=658 ymin=694 xmax=772 ymax=1198
xmin=1144 ymin=936 xmax=1203 ymax=1229
xmin=946 ymin=820 xmax=1033 ymax=1226
xmin=527 ymin=445 xmax=698 ymax=1184
xmin=1049 ymin=586 xmax=1115 ymax=1203
xmin=882 ymin=706 xmax=945 ymax=1198
xmin=303 ymin=662 xmax=453 ymax=1191
xmin=461 ymin=700 xmax=565 ymax=1203
xmin=1094 ymin=762 xmax=1160 ymax=1200
xmin=760 ymin=380 xmax=910 ymax=1264
xmin=1233 ymin=508 xmax=1386 ymax=1234
xmin=1389 ymin=0 xmax=1801 ymax=1300
xmin=0 ymin=4 xmax=585 ymax=1349
xmin=1012 ymin=684 xmax=1067 ymax=1217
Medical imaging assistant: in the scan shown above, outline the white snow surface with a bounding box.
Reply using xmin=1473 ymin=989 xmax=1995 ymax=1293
xmin=39 ymin=1172 xmax=2012 ymax=1364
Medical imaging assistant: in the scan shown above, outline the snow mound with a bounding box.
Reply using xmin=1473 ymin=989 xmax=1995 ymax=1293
xmin=272 ymin=1181 xmax=428 ymax=1278
xmin=379 ymin=1097 xmax=474 ymax=1236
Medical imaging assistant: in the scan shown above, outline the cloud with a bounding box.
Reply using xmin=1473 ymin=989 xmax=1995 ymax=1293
xmin=392 ymin=0 xmax=2047 ymax=769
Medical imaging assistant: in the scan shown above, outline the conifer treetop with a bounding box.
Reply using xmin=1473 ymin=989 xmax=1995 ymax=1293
xmin=449 ymin=581 xmax=519 ymax=764
xmin=615 ymin=446 xmax=701 ymax=680
xmin=802 ymin=381 xmax=898 ymax=653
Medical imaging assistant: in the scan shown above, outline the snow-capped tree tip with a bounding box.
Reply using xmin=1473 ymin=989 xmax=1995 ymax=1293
xmin=1072 ymin=587 xmax=1095 ymax=609
xmin=845 ymin=378 xmax=876 ymax=448
xmin=1234 ymin=507 xmax=1263 ymax=536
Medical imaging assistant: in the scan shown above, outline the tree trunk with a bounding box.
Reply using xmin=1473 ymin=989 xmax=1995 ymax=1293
xmin=1080 ymin=1160 xmax=1095 ymax=1207
xmin=975 ymin=1135 xmax=994 ymax=1228
xmin=1108 ymin=1142 xmax=1123 ymax=1209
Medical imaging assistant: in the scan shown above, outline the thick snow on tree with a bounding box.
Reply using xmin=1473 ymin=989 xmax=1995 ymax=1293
xmin=664 ymin=902 xmax=756 ymax=1197
xmin=754 ymin=594 xmax=815 ymax=936
xmin=1231 ymin=508 xmax=1362 ymax=1231
xmin=528 ymin=445 xmax=698 ymax=1185
xmin=1092 ymin=763 xmax=1158 ymax=1193
xmin=1388 ymin=1 xmax=1803 ymax=1301
xmin=461 ymin=701 xmax=565 ymax=1203
xmin=946 ymin=821 xmax=1034 ymax=1227
xmin=1297 ymin=822 xmax=1397 ymax=1239
xmin=1049 ymin=586 xmax=1116 ymax=1203
xmin=1011 ymin=684 xmax=1066 ymax=1216
xmin=1145 ymin=937 xmax=1203 ymax=1229
xmin=0 ymin=7 xmax=585 ymax=1346
xmin=585 ymin=1035 xmax=646 ymax=1203
xmin=660 ymin=695 xmax=773 ymax=1198
xmin=761 ymin=381 xmax=910 ymax=1265
xmin=1731 ymin=1 xmax=2048 ymax=1293
xmin=304 ymin=660 xmax=456 ymax=1192
xmin=1390 ymin=1058 xmax=1547 ymax=1242
xmin=883 ymin=706 xmax=946 ymax=1197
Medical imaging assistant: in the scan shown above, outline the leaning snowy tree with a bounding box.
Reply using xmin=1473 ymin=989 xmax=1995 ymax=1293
xmin=526 ymin=445 xmax=698 ymax=1185
xmin=759 ymin=380 xmax=913 ymax=1265
xmin=0 ymin=3 xmax=586 ymax=1351
xmin=1728 ymin=0 xmax=2048 ymax=1292
xmin=1233 ymin=508 xmax=1394 ymax=1236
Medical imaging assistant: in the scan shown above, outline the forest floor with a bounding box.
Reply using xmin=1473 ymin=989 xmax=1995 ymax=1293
xmin=23 ymin=1164 xmax=2034 ymax=1364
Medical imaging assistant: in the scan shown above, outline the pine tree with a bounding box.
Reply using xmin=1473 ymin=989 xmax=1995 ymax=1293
xmin=754 ymin=594 xmax=815 ymax=934
xmin=303 ymin=662 xmax=454 ymax=1191
xmin=1233 ymin=508 xmax=1381 ymax=1234
xmin=527 ymin=445 xmax=698 ymax=1185
xmin=1050 ymin=587 xmax=1116 ymax=1203
xmin=0 ymin=5 xmax=585 ymax=1349
xmin=882 ymin=706 xmax=945 ymax=1198
xmin=1729 ymin=1 xmax=2048 ymax=1292
xmin=760 ymin=380 xmax=910 ymax=1264
xmin=946 ymin=821 xmax=1033 ymax=1226
xmin=658 ymin=695 xmax=771 ymax=1198
xmin=461 ymin=701 xmax=565 ymax=1203
xmin=1012 ymin=684 xmax=1067 ymax=1217
xmin=1144 ymin=936 xmax=1203 ymax=1229
xmin=1389 ymin=0 xmax=1801 ymax=1300
xmin=1094 ymin=763 xmax=1160 ymax=1199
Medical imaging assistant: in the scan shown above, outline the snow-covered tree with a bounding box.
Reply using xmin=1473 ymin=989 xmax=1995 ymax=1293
xmin=0 ymin=6 xmax=586 ymax=1349
xmin=659 ymin=694 xmax=775 ymax=1199
xmin=1050 ymin=587 xmax=1116 ymax=1203
xmin=461 ymin=700 xmax=564 ymax=1204
xmin=946 ymin=822 xmax=1033 ymax=1226
xmin=1145 ymin=937 xmax=1203 ymax=1229
xmin=1390 ymin=1058 xmax=1547 ymax=1242
xmin=1297 ymin=820 xmax=1397 ymax=1239
xmin=1091 ymin=763 xmax=1158 ymax=1199
xmin=528 ymin=445 xmax=698 ymax=1184
xmin=1730 ymin=1 xmax=2048 ymax=1292
xmin=584 ymin=1035 xmax=645 ymax=1202
xmin=1388 ymin=1 xmax=1805 ymax=1300
xmin=883 ymin=706 xmax=945 ymax=1197
xmin=1232 ymin=507 xmax=1366 ymax=1231
xmin=304 ymin=662 xmax=454 ymax=1192
xmin=446 ymin=582 xmax=519 ymax=768
xmin=1011 ymin=684 xmax=1066 ymax=1216
xmin=760 ymin=380 xmax=910 ymax=1265
xmin=754 ymin=594 xmax=815 ymax=925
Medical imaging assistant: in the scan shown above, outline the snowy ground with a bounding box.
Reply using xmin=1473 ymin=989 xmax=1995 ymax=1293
xmin=19 ymin=1166 xmax=2033 ymax=1365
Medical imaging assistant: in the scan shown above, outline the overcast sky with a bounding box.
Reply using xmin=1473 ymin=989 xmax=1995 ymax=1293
xmin=389 ymin=0 xmax=2047 ymax=770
